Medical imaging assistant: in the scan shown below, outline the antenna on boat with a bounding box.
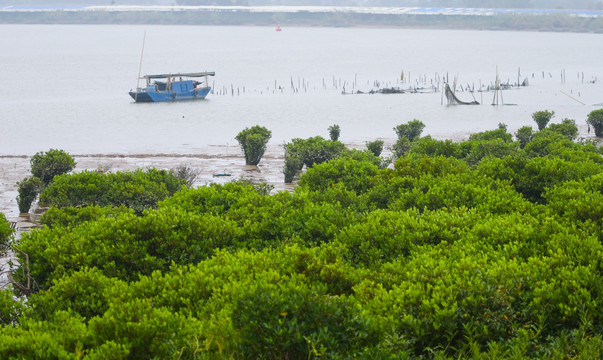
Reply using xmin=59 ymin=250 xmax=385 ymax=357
xmin=134 ymin=30 xmax=146 ymax=103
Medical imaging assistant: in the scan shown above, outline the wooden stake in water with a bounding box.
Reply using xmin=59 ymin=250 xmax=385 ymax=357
xmin=560 ymin=90 xmax=586 ymax=105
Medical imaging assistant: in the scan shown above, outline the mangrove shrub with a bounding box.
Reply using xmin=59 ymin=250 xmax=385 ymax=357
xmin=16 ymin=176 xmax=43 ymax=214
xmin=515 ymin=125 xmax=534 ymax=148
xmin=532 ymin=110 xmax=555 ymax=131
xmin=283 ymin=136 xmax=346 ymax=183
xmin=587 ymin=108 xmax=603 ymax=137
xmin=235 ymin=125 xmax=272 ymax=165
xmin=39 ymin=168 xmax=185 ymax=214
xmin=0 ymin=213 xmax=14 ymax=256
xmin=2 ymin=124 xmax=603 ymax=359
xmin=548 ymin=118 xmax=579 ymax=141
xmin=328 ymin=124 xmax=341 ymax=141
xmin=393 ymin=119 xmax=426 ymax=158
xmin=394 ymin=119 xmax=425 ymax=142
xmin=365 ymin=139 xmax=384 ymax=157
xmin=30 ymin=149 xmax=76 ymax=186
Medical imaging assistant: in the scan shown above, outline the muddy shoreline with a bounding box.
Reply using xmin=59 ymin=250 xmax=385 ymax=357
xmin=1 ymin=132 xmax=599 ymax=223
xmin=0 ymin=144 xmax=303 ymax=223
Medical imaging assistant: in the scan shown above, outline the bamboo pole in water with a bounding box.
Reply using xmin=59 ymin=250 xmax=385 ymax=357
xmin=560 ymin=90 xmax=586 ymax=105
xmin=134 ymin=30 xmax=146 ymax=102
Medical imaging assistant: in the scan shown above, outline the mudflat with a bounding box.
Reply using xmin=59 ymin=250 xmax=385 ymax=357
xmin=0 ymin=145 xmax=290 ymax=225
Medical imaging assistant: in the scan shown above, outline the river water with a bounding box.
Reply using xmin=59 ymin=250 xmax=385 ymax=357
xmin=0 ymin=24 xmax=602 ymax=156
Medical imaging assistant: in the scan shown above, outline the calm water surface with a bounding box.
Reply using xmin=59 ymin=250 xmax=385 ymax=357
xmin=1 ymin=25 xmax=602 ymax=155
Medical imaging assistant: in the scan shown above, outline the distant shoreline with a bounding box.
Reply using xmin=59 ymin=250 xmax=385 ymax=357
xmin=1 ymin=6 xmax=602 ymax=33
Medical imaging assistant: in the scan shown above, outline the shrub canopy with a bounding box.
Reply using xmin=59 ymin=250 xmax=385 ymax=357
xmin=30 ymin=149 xmax=76 ymax=186
xmin=2 ymin=125 xmax=603 ymax=359
xmin=235 ymin=125 xmax=272 ymax=165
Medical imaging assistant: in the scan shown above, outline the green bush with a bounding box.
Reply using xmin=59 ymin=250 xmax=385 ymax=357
xmin=388 ymin=171 xmax=529 ymax=214
xmin=283 ymin=136 xmax=347 ymax=182
xmin=532 ymin=110 xmax=555 ymax=131
xmin=394 ymin=154 xmax=469 ymax=178
xmin=0 ymin=312 xmax=87 ymax=358
xmin=283 ymin=153 xmax=303 ymax=183
xmin=39 ymin=168 xmax=185 ymax=214
xmin=477 ymin=154 xmax=602 ymax=202
xmin=39 ymin=205 xmax=135 ymax=229
xmin=365 ymin=139 xmax=384 ymax=157
xmin=232 ymin=277 xmax=375 ymax=359
xmin=409 ymin=136 xmax=462 ymax=158
xmin=16 ymin=206 xmax=244 ymax=288
xmin=460 ymin=138 xmax=518 ymax=165
xmin=29 ymin=267 xmax=122 ymax=321
xmin=235 ymin=125 xmax=272 ymax=165
xmin=30 ymin=149 xmax=76 ymax=186
xmin=86 ymin=298 xmax=199 ymax=359
xmin=0 ymin=213 xmax=13 ymax=256
xmin=298 ymin=154 xmax=379 ymax=195
xmin=328 ymin=124 xmax=341 ymax=141
xmin=3 ymin=123 xmax=603 ymax=359
xmin=394 ymin=119 xmax=425 ymax=142
xmin=468 ymin=123 xmax=513 ymax=142
xmin=515 ymin=125 xmax=534 ymax=148
xmin=586 ymin=108 xmax=603 ymax=137
xmin=158 ymin=181 xmax=269 ymax=216
xmin=548 ymin=118 xmax=579 ymax=140
xmin=524 ymin=129 xmax=573 ymax=157
xmin=334 ymin=208 xmax=477 ymax=268
xmin=544 ymin=173 xmax=603 ymax=229
xmin=0 ymin=290 xmax=23 ymax=327
xmin=16 ymin=176 xmax=43 ymax=214
xmin=391 ymin=136 xmax=411 ymax=158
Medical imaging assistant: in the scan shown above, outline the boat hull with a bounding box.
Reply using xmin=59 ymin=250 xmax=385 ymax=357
xmin=129 ymin=87 xmax=211 ymax=103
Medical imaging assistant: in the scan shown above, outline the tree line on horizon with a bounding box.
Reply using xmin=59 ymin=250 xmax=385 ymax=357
xmin=1 ymin=0 xmax=601 ymax=10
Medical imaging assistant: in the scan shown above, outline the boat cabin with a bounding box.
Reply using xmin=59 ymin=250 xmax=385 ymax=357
xmin=130 ymin=72 xmax=215 ymax=103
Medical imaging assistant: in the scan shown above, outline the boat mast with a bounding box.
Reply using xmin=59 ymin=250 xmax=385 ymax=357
xmin=134 ymin=30 xmax=146 ymax=102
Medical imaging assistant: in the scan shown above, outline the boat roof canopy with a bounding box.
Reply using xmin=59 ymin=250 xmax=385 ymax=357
xmin=144 ymin=72 xmax=215 ymax=79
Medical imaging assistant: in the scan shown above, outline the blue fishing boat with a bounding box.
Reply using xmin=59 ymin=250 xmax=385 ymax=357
xmin=129 ymin=72 xmax=215 ymax=102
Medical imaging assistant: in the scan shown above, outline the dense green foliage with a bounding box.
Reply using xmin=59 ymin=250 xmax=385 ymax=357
xmin=39 ymin=168 xmax=186 ymax=214
xmin=235 ymin=125 xmax=272 ymax=166
xmin=39 ymin=205 xmax=135 ymax=229
xmin=283 ymin=136 xmax=347 ymax=182
xmin=515 ymin=125 xmax=534 ymax=148
xmin=531 ymin=110 xmax=555 ymax=131
xmin=393 ymin=119 xmax=426 ymax=158
xmin=0 ymin=212 xmax=14 ymax=256
xmin=328 ymin=124 xmax=341 ymax=141
xmin=15 ymin=149 xmax=76 ymax=213
xmin=548 ymin=118 xmax=579 ymax=141
xmin=394 ymin=119 xmax=425 ymax=142
xmin=16 ymin=176 xmax=43 ymax=214
xmin=1 ymin=123 xmax=602 ymax=359
xmin=30 ymin=149 xmax=76 ymax=186
xmin=0 ymin=290 xmax=23 ymax=327
xmin=366 ymin=139 xmax=384 ymax=157
xmin=587 ymin=108 xmax=603 ymax=137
